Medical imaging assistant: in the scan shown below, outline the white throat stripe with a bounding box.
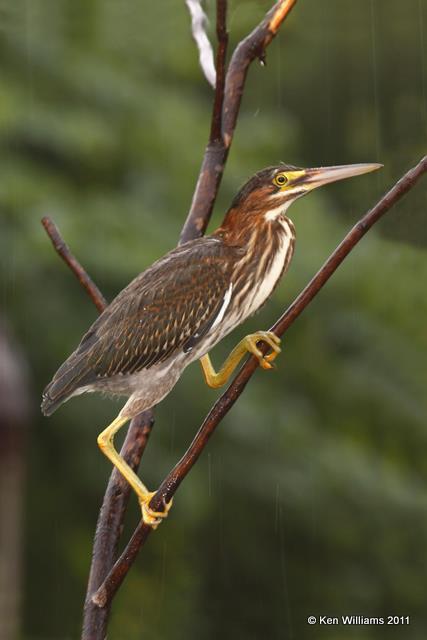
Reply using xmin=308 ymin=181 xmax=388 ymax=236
xmin=264 ymin=200 xmax=292 ymax=221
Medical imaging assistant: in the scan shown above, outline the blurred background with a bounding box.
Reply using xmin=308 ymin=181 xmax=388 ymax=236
xmin=1 ymin=0 xmax=427 ymax=638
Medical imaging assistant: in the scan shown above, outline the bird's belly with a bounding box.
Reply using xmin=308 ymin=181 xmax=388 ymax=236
xmin=94 ymin=356 xmax=186 ymax=418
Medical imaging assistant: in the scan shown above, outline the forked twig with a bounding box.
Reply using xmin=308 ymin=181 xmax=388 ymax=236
xmin=92 ymin=156 xmax=427 ymax=608
xmin=180 ymin=0 xmax=298 ymax=244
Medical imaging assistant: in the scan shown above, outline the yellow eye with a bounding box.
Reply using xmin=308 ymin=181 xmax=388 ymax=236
xmin=273 ymin=173 xmax=288 ymax=187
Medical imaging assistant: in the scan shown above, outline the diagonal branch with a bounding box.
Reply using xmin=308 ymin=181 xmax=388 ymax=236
xmin=42 ymin=216 xmax=107 ymax=313
xmin=92 ymin=156 xmax=427 ymax=609
xmin=180 ymin=0 xmax=298 ymax=244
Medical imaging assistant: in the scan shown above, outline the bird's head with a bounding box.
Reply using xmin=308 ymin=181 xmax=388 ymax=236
xmin=220 ymin=162 xmax=382 ymax=235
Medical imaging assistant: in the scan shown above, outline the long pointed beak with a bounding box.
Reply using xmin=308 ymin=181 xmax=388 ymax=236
xmin=303 ymin=163 xmax=382 ymax=190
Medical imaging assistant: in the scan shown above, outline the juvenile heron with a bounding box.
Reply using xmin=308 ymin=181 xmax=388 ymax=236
xmin=42 ymin=162 xmax=381 ymax=527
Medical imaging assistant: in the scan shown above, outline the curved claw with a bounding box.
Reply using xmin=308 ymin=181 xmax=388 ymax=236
xmin=245 ymin=331 xmax=282 ymax=370
xmin=263 ymin=348 xmax=280 ymax=363
xmin=258 ymin=357 xmax=274 ymax=370
xmin=139 ymin=492 xmax=173 ymax=530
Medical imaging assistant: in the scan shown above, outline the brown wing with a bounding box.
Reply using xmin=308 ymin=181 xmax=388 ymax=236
xmin=73 ymin=237 xmax=230 ymax=375
xmin=42 ymin=237 xmax=233 ymax=415
xmin=82 ymin=241 xmax=229 ymax=378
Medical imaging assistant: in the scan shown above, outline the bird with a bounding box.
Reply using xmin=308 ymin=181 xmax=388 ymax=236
xmin=42 ymin=162 xmax=381 ymax=527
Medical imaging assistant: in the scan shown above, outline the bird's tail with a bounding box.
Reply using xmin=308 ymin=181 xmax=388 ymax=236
xmin=41 ymin=351 xmax=93 ymax=416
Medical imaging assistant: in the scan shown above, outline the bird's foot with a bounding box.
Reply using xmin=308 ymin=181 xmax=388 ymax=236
xmin=139 ymin=491 xmax=173 ymax=529
xmin=244 ymin=331 xmax=281 ymax=369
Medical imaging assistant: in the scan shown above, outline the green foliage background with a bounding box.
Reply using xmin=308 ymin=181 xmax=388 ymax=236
xmin=2 ymin=0 xmax=427 ymax=638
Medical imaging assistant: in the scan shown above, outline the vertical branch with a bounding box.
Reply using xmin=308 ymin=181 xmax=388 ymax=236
xmin=180 ymin=0 xmax=229 ymax=245
xmin=210 ymin=0 xmax=228 ymax=143
xmin=179 ymin=0 xmax=298 ymax=244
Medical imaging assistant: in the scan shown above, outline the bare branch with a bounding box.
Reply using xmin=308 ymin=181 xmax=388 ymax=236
xmin=186 ymin=0 xmax=217 ymax=88
xmin=222 ymin=0 xmax=297 ymax=144
xmin=209 ymin=0 xmax=228 ymax=144
xmin=269 ymin=0 xmax=299 ymax=34
xmin=41 ymin=216 xmax=107 ymax=313
xmin=93 ymin=156 xmax=427 ymax=607
xmin=180 ymin=0 xmax=298 ymax=245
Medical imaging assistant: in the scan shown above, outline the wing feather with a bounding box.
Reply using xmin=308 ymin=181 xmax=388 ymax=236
xmin=41 ymin=237 xmax=237 ymax=415
xmin=74 ymin=238 xmax=230 ymax=379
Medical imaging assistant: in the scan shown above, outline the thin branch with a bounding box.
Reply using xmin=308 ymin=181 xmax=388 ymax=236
xmin=93 ymin=156 xmax=427 ymax=608
xmin=221 ymin=0 xmax=298 ymax=143
xmin=210 ymin=0 xmax=228 ymax=144
xmin=269 ymin=0 xmax=298 ymax=33
xmin=180 ymin=0 xmax=298 ymax=244
xmin=186 ymin=0 xmax=217 ymax=88
xmin=41 ymin=216 xmax=107 ymax=313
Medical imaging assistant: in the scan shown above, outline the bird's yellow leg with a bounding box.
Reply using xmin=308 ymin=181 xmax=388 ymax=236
xmin=199 ymin=331 xmax=281 ymax=389
xmin=97 ymin=416 xmax=172 ymax=529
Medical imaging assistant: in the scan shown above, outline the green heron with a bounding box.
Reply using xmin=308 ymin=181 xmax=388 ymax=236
xmin=42 ymin=162 xmax=381 ymax=527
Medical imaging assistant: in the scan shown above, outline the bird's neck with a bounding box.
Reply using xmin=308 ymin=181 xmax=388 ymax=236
xmin=210 ymin=209 xmax=296 ymax=329
xmin=213 ymin=209 xmax=296 ymax=304
xmin=214 ymin=207 xmax=295 ymax=249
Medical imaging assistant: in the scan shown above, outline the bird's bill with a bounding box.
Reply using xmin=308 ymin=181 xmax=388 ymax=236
xmin=300 ymin=163 xmax=383 ymax=190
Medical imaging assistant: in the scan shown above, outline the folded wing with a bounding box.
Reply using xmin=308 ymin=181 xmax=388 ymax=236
xmin=42 ymin=238 xmax=231 ymax=415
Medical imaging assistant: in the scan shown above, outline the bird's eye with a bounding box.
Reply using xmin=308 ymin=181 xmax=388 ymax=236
xmin=273 ymin=174 xmax=288 ymax=187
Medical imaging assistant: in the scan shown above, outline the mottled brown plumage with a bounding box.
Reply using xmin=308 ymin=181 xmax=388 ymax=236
xmin=43 ymin=238 xmax=232 ymax=408
xmin=41 ymin=161 xmax=381 ymax=527
xmin=42 ymin=162 xmax=381 ymax=419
